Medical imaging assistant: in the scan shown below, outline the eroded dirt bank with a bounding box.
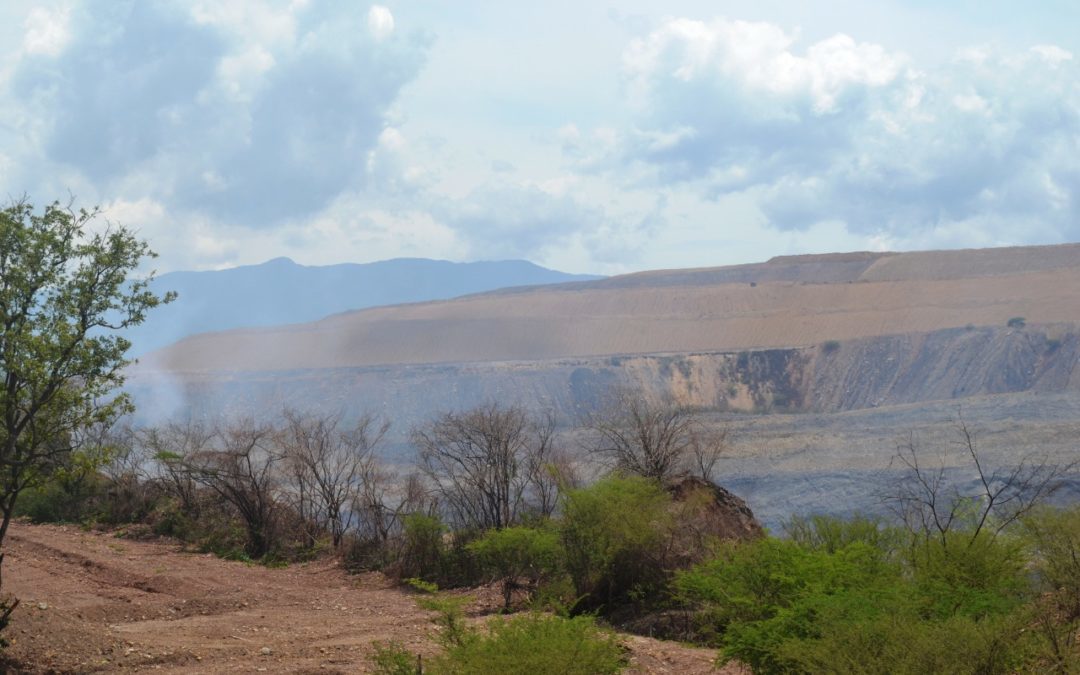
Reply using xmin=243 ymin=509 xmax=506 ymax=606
xmin=4 ymin=523 xmax=726 ymax=673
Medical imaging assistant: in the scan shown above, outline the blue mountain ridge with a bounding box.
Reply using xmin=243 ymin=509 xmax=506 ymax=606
xmin=125 ymin=257 xmax=603 ymax=356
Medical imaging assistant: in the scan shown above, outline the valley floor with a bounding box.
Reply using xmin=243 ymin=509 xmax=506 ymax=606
xmin=4 ymin=523 xmax=729 ymax=674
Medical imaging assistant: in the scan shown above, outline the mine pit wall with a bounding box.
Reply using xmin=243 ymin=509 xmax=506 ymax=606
xmin=563 ymin=324 xmax=1079 ymax=415
xmin=128 ymin=323 xmax=1080 ymax=437
xmin=803 ymin=323 xmax=1080 ymax=411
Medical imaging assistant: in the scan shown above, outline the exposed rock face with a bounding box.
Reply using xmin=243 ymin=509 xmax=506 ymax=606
xmin=666 ymin=476 xmax=765 ymax=543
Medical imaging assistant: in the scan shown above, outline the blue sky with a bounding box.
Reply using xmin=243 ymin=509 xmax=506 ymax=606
xmin=2 ymin=1 xmax=1078 ymax=275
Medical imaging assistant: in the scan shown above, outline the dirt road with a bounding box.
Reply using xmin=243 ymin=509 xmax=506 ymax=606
xmin=3 ymin=523 xmax=726 ymax=673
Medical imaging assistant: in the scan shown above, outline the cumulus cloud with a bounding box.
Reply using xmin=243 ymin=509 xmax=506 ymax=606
xmin=3 ymin=1 xmax=427 ymax=229
xmin=616 ymin=16 xmax=1080 ymax=245
xmin=6 ymin=4 xmax=1077 ymax=275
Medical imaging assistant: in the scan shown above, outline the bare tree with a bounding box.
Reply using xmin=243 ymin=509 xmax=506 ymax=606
xmin=413 ymin=404 xmax=562 ymax=531
xmin=688 ymin=425 xmax=729 ymax=483
xmin=142 ymin=421 xmax=215 ymax=518
xmin=183 ymin=420 xmax=281 ymax=558
xmin=97 ymin=423 xmax=146 ymax=484
xmin=90 ymin=422 xmax=157 ymax=523
xmin=522 ymin=410 xmax=574 ymax=519
xmin=350 ymin=465 xmax=435 ymax=570
xmin=352 ymin=458 xmax=405 ymax=547
xmin=885 ymin=416 xmax=1074 ymax=549
xmin=279 ymin=409 xmax=388 ymax=547
xmin=585 ymin=388 xmax=725 ymax=483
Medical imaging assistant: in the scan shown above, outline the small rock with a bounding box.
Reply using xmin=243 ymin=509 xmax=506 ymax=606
xmin=37 ymin=602 xmax=48 ymax=610
xmin=260 ymin=647 xmax=272 ymax=656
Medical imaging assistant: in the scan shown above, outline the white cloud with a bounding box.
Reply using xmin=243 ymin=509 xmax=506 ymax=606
xmin=1031 ymin=44 xmax=1073 ymax=65
xmin=437 ymin=183 xmax=603 ymax=259
xmin=22 ymin=6 xmax=71 ymax=57
xmin=625 ymin=18 xmax=906 ymax=115
xmin=951 ymin=91 xmax=988 ymax=114
xmin=368 ymin=5 xmax=394 ymax=41
xmin=216 ymin=46 xmax=276 ymax=103
xmin=3 ymin=1 xmax=428 ymax=231
xmin=612 ymin=16 xmax=1080 ymax=246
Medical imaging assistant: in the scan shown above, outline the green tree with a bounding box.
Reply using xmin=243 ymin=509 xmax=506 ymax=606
xmin=0 ymin=200 xmax=172 ymax=634
xmin=468 ymin=524 xmax=563 ymax=610
xmin=560 ymin=475 xmax=673 ymax=611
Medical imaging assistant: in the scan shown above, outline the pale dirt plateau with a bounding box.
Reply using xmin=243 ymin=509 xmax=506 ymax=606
xmin=134 ymin=245 xmax=1080 ymax=373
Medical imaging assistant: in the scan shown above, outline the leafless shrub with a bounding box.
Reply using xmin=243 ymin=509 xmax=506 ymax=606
xmin=585 ymin=388 xmax=726 ymax=483
xmin=182 ymin=420 xmax=281 ymax=558
xmin=93 ymin=423 xmax=159 ymax=523
xmin=688 ymin=426 xmax=729 ymax=483
xmin=141 ymin=421 xmax=215 ymax=518
xmin=279 ymin=409 xmax=389 ymax=547
xmin=413 ymin=403 xmax=565 ymax=531
xmin=523 ymin=410 xmax=576 ymax=518
xmin=885 ymin=416 xmax=1075 ymax=548
xmin=348 ymin=466 xmax=435 ymax=571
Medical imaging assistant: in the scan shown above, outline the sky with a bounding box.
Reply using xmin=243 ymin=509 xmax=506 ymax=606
xmin=1 ymin=1 xmax=1079 ymax=276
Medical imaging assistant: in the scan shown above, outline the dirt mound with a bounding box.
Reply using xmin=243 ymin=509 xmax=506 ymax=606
xmin=4 ymin=522 xmax=724 ymax=673
xmin=667 ymin=477 xmax=765 ymax=542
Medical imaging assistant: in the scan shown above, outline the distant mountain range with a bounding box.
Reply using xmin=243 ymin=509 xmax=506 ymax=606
xmin=125 ymin=257 xmax=603 ymax=356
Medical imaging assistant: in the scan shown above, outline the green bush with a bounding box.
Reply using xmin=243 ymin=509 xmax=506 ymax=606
xmin=906 ymin=529 xmax=1028 ymax=619
xmin=783 ymin=513 xmax=901 ymax=555
xmin=13 ymin=482 xmax=73 ymax=523
xmin=468 ymin=524 xmax=563 ymax=610
xmin=675 ymin=538 xmax=896 ymax=661
xmin=430 ymin=613 xmax=625 ymax=674
xmin=414 ymin=588 xmax=473 ymax=650
xmin=399 ymin=513 xmax=447 ymax=580
xmin=1024 ymin=506 xmax=1080 ymax=619
xmin=370 ymin=641 xmax=420 ymax=674
xmin=14 ymin=471 xmax=107 ymax=523
xmin=676 ymin=527 xmax=1031 ymax=673
xmin=559 ymin=476 xmax=673 ymax=611
xmin=781 ymin=611 xmax=1027 ymax=675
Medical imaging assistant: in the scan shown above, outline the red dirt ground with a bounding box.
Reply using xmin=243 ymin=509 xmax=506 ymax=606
xmin=3 ymin=522 xmax=738 ymax=673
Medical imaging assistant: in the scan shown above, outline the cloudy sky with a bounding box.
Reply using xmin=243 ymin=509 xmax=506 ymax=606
xmin=2 ymin=1 xmax=1079 ymax=275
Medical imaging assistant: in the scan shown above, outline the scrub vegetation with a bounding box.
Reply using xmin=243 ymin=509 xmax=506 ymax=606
xmin=14 ymin=395 xmax=1080 ymax=673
